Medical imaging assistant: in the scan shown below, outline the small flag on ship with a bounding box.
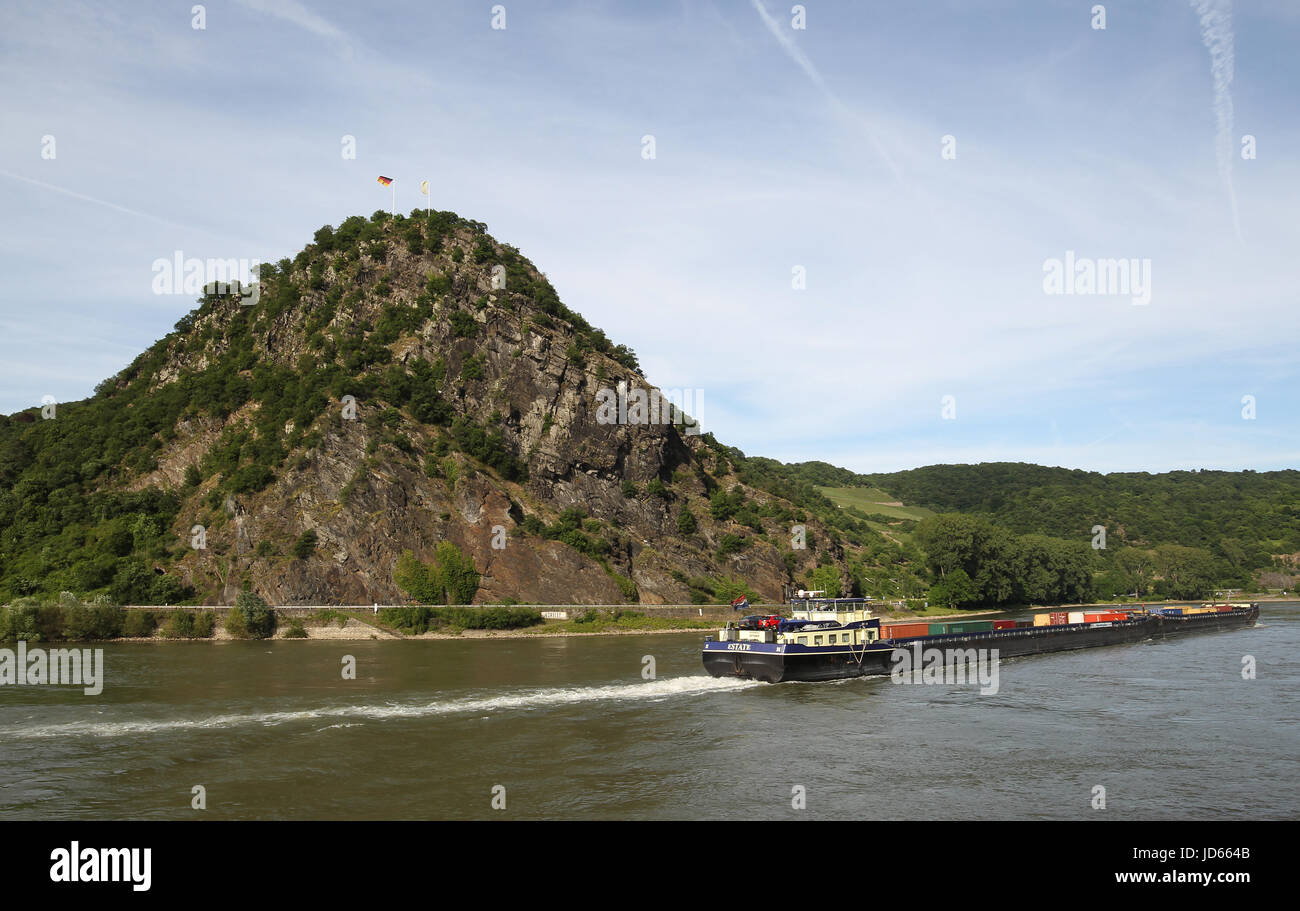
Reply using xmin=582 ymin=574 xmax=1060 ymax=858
xmin=377 ymin=175 xmax=394 ymax=215
xmin=731 ymin=596 xmax=749 ymax=612
xmin=376 ymin=176 xmax=393 ymax=186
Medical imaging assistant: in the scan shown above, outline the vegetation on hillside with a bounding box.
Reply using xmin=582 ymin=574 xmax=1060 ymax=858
xmin=393 ymin=542 xmax=481 ymax=605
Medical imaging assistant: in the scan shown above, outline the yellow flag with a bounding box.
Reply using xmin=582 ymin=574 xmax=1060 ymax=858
xmin=420 ymin=180 xmax=429 ymax=196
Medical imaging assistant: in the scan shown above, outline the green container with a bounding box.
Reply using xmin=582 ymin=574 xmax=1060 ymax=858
xmin=949 ymin=621 xmax=994 ymax=633
xmin=927 ymin=623 xmax=949 ymax=635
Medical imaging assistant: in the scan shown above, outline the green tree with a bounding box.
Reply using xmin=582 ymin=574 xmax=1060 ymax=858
xmin=808 ymin=565 xmax=842 ymax=598
xmin=929 ymin=567 xmax=977 ymax=609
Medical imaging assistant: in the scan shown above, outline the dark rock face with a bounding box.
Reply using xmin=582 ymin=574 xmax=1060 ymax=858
xmin=126 ymin=213 xmax=844 ymax=605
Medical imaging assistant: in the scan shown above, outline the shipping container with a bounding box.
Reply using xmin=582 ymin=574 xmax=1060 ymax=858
xmin=881 ymin=622 xmax=928 ymax=639
xmin=993 ymin=620 xmax=1016 ymax=629
xmin=927 ymin=623 xmax=950 ymax=635
xmin=1067 ymin=611 xmax=1085 ymax=624
xmin=1215 ymin=605 xmax=1232 ymax=612
xmin=1015 ymin=620 xmax=1033 ymax=628
xmin=948 ymin=620 xmax=994 ymax=633
xmin=1033 ymin=613 xmax=1052 ymax=627
xmin=1050 ymin=612 xmax=1068 ymax=625
xmin=1084 ymin=611 xmax=1127 ymax=623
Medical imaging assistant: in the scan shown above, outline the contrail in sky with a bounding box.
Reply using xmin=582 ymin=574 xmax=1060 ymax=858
xmin=0 ymin=169 xmax=266 ymax=247
xmin=0 ymin=168 xmax=182 ymax=227
xmin=1188 ymin=0 xmax=1242 ymax=242
xmin=749 ymin=0 xmax=900 ymax=182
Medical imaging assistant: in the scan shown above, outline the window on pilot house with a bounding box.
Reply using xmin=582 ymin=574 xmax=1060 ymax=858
xmin=814 ymin=635 xmax=823 ymax=646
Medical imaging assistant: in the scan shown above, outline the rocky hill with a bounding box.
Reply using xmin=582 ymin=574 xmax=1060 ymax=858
xmin=0 ymin=210 xmax=895 ymax=605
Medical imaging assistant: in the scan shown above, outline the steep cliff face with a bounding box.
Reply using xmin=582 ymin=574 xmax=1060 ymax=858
xmin=7 ymin=210 xmax=856 ymax=605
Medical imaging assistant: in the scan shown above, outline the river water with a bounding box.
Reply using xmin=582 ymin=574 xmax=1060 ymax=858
xmin=2 ymin=604 xmax=1296 ymax=820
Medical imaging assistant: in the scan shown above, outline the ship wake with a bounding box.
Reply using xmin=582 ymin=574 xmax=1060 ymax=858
xmin=10 ymin=675 xmax=761 ymax=740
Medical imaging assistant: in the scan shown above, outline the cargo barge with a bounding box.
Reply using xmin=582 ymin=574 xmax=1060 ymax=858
xmin=701 ymin=596 xmax=1260 ymax=683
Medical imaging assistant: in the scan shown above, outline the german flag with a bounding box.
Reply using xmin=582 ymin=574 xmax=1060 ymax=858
xmin=376 ymin=175 xmax=393 ymax=186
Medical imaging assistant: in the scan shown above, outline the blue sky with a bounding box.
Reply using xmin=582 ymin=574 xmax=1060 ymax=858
xmin=1 ymin=0 xmax=1297 ymax=474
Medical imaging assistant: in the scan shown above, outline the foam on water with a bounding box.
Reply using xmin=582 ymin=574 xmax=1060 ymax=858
xmin=10 ymin=675 xmax=761 ymax=740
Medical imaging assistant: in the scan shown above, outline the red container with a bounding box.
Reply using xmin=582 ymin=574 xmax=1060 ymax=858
xmin=993 ymin=620 xmax=1016 ymax=629
xmin=1084 ymin=611 xmax=1127 ymax=623
xmin=1215 ymin=605 xmax=1232 ymax=612
xmin=881 ymin=622 xmax=929 ymax=639
xmin=1049 ymin=612 xmax=1068 ymax=625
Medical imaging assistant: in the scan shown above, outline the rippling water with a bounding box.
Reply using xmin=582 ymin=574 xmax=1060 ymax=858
xmin=2 ymin=605 xmax=1296 ymax=819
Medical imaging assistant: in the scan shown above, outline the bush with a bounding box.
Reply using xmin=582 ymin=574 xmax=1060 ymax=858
xmin=61 ymin=601 xmax=93 ymax=640
xmin=231 ymin=591 xmax=276 ymax=639
xmin=711 ymin=576 xmax=756 ymax=605
xmin=283 ymin=619 xmax=308 ymax=638
xmin=380 ymin=605 xmax=435 ymax=634
xmin=292 ymin=529 xmax=318 ymax=559
xmin=609 ymin=571 xmax=638 ymax=602
xmin=0 ymin=601 xmax=42 ymax=642
xmin=709 ymin=488 xmax=745 ymax=521
xmin=62 ymin=603 xmax=125 ymax=640
xmin=378 ymin=605 xmax=542 ymax=633
xmin=676 ymin=509 xmax=697 ymax=534
xmin=122 ymin=610 xmax=158 ymax=638
xmin=192 ymin=611 xmax=216 ymax=638
xmin=36 ymin=604 xmax=66 ymax=641
xmin=393 ymin=542 xmax=481 ymax=605
xmin=228 ymin=464 xmax=275 ymax=493
xmin=162 ymin=610 xmax=196 ymax=638
xmin=448 ymin=310 xmax=478 ymax=338
xmin=223 ymin=608 xmax=247 ymax=638
xmin=448 ymin=606 xmax=542 ymax=629
xmin=716 ymin=533 xmax=749 ymax=558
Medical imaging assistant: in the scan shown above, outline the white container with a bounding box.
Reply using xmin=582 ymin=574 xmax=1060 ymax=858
xmin=1068 ymin=611 xmax=1085 ymax=624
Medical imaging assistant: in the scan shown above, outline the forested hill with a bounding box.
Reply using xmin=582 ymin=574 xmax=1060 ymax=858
xmin=861 ymin=463 xmax=1300 ymax=560
xmin=0 ymin=209 xmax=906 ymax=607
xmin=746 ymin=459 xmax=1300 ymax=602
